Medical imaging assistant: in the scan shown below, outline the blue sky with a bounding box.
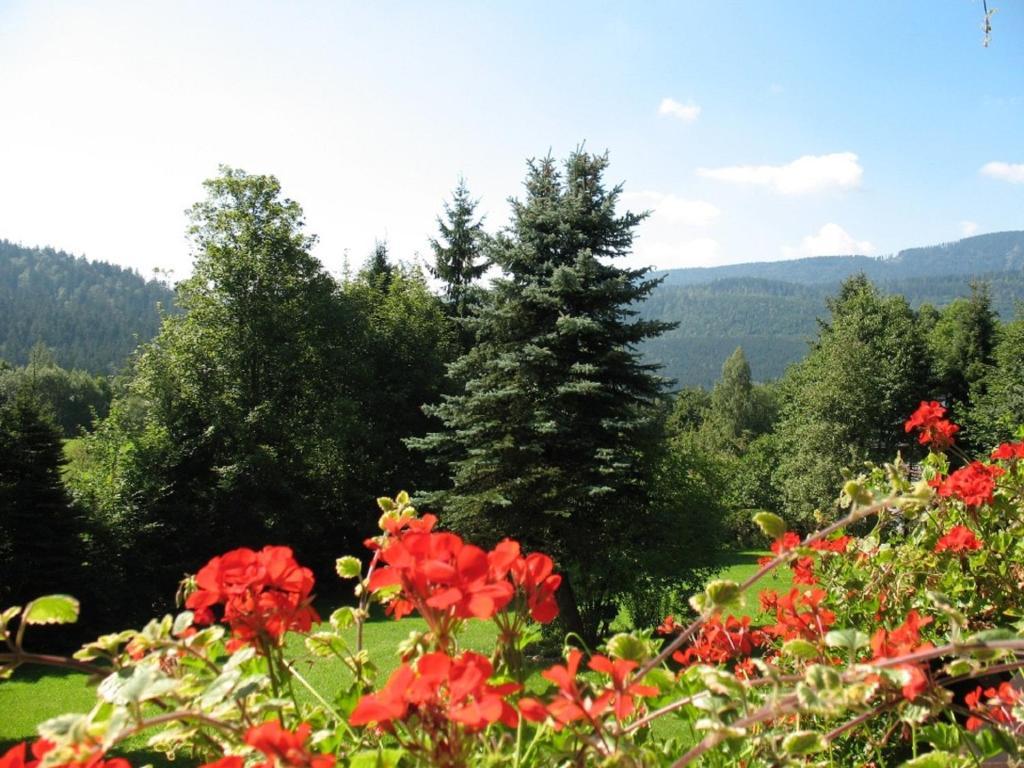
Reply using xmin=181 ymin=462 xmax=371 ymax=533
xmin=0 ymin=1 xmax=1021 ymax=278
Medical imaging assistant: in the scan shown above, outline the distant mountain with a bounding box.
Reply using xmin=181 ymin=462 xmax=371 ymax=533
xmin=639 ymin=232 xmax=1024 ymax=388
xmin=0 ymin=240 xmax=174 ymax=373
xmin=4 ymin=230 xmax=1023 ymax=389
xmin=656 ymin=232 xmax=1024 ymax=287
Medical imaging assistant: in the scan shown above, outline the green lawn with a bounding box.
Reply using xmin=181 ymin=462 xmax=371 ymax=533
xmin=0 ymin=552 xmax=786 ymax=751
xmin=0 ymin=615 xmax=497 ymax=746
xmin=708 ymin=549 xmax=793 ymax=618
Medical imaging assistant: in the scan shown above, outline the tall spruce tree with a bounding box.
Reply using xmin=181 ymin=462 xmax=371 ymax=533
xmin=364 ymin=240 xmax=395 ymax=291
xmin=0 ymin=389 xmax=81 ymax=604
xmin=413 ymin=151 xmax=673 ymax=641
xmin=429 ymin=179 xmax=488 ymax=318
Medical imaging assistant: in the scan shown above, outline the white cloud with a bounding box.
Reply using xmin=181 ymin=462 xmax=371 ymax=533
xmin=783 ymin=223 xmax=874 ymax=258
xmin=697 ymin=152 xmax=863 ymax=195
xmin=658 ymin=97 xmax=701 ymax=123
xmin=622 ymin=191 xmax=720 ymax=227
xmin=620 ymin=191 xmax=722 ymax=268
xmin=980 ymin=161 xmax=1024 ymax=184
xmin=960 ymin=220 xmax=979 ymax=237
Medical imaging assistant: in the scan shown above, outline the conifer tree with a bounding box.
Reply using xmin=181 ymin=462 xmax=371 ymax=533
xmin=364 ymin=240 xmax=394 ymax=291
xmin=413 ymin=151 xmax=673 ymax=641
xmin=429 ymin=179 xmax=488 ymax=318
xmin=927 ymin=282 xmax=998 ymax=409
xmin=0 ymin=389 xmax=81 ymax=604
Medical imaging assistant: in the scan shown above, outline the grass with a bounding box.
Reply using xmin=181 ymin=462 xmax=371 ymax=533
xmin=0 ymin=551 xmax=787 ymax=752
xmin=0 ymin=614 xmax=500 ymax=747
xmin=707 ymin=549 xmax=793 ymax=618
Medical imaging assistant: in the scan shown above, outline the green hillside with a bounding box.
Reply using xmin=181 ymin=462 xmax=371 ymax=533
xmin=0 ymin=240 xmax=174 ymax=373
xmin=639 ymin=232 xmax=1024 ymax=387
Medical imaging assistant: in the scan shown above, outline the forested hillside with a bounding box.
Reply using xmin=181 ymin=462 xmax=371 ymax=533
xmin=3 ymin=231 xmax=1023 ymax=388
xmin=658 ymin=231 xmax=1024 ymax=286
xmin=640 ymin=231 xmax=1024 ymax=386
xmin=0 ymin=240 xmax=173 ymax=373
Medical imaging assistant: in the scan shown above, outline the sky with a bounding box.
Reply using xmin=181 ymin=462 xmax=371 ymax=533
xmin=0 ymin=1 xmax=1022 ymax=279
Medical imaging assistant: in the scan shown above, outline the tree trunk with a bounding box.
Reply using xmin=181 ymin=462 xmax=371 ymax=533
xmin=555 ymin=570 xmax=591 ymax=644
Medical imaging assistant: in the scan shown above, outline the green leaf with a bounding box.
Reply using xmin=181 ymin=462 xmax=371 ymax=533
xmin=172 ymin=611 xmax=194 ymax=637
xmin=605 ymin=633 xmax=650 ymax=662
xmin=349 ymin=749 xmax=404 ymax=768
xmin=335 ymin=556 xmax=362 ymax=580
xmin=306 ymin=633 xmax=347 ymax=658
xmin=23 ymin=595 xmax=80 ymax=626
xmin=704 ymin=580 xmax=741 ymax=609
xmin=98 ymin=666 xmax=179 ymax=704
xmin=921 ymin=723 xmax=961 ymax=752
xmin=899 ymin=751 xmax=964 ymax=768
xmin=824 ymin=628 xmax=870 ymax=652
xmin=376 ymin=496 xmax=396 ymax=512
xmin=330 ymin=606 xmax=357 ymax=631
xmin=752 ymin=511 xmax=786 ymax=540
xmin=782 ymin=731 xmax=827 ymax=755
xmin=782 ymin=638 xmax=819 ymax=659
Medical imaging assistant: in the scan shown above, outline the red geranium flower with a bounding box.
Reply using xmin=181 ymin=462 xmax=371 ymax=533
xmin=3 ymin=741 xmax=131 ymax=768
xmin=965 ymin=682 xmax=1022 ymax=732
xmin=186 ymin=546 xmax=318 ymax=650
xmin=508 ymin=551 xmax=562 ymax=624
xmin=519 ymin=648 xmax=656 ymax=728
xmin=905 ymin=401 xmax=959 ymax=450
xmin=934 ymin=525 xmax=983 ymax=554
xmin=656 ymin=615 xmax=678 ymax=636
xmin=870 ymin=611 xmax=934 ymax=701
xmin=243 ymin=722 xmax=334 ymax=768
xmin=763 ymin=588 xmax=835 ymax=643
xmin=931 ymin=461 xmax=1004 ymax=508
xmin=350 ymin=651 xmax=520 ymax=731
xmin=674 ymin=615 xmax=766 ymax=666
xmin=587 ymin=655 xmax=659 ymax=721
xmin=991 ymin=441 xmax=1024 ymax=461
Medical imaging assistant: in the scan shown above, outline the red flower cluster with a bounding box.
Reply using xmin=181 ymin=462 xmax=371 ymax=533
xmin=932 ymin=461 xmax=1004 ymax=508
xmin=655 ymin=614 xmax=678 ymax=636
xmin=507 ymin=545 xmax=562 ymax=623
xmin=366 ymin=515 xmax=559 ymax=639
xmin=992 ymin=441 xmax=1024 ymax=461
xmin=761 ymin=588 xmax=836 ymax=643
xmin=0 ymin=741 xmax=129 ymax=768
xmin=934 ymin=524 xmax=983 ymax=554
xmin=202 ymin=722 xmax=333 ymax=768
xmin=349 ymin=650 xmax=520 ymax=730
xmin=905 ymin=401 xmax=959 ymax=450
xmin=673 ymin=615 xmax=766 ymax=669
xmin=760 ymin=533 xmax=851 ymax=586
xmin=810 ymin=535 xmax=852 ymax=554
xmin=245 ymin=722 xmax=334 ymax=768
xmin=186 ymin=546 xmax=318 ymax=649
xmin=518 ymin=649 xmax=658 ymax=728
xmin=965 ymin=682 xmax=1022 ymax=733
xmin=870 ymin=611 xmax=934 ymax=701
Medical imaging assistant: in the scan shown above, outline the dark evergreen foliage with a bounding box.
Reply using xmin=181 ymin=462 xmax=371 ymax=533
xmin=429 ymin=179 xmax=489 ymax=319
xmin=413 ymin=151 xmax=675 ymax=641
xmin=0 ymin=389 xmax=82 ymax=605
